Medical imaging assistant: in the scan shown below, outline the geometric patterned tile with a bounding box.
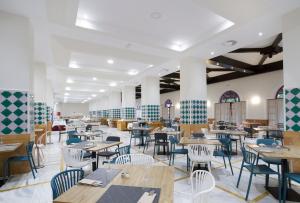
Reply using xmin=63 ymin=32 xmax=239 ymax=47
xmin=108 ymin=108 xmax=121 ymax=119
xmin=285 ymin=88 xmax=300 ymax=131
xmin=121 ymin=107 xmax=135 ymax=119
xmin=180 ymin=100 xmax=207 ymax=124
xmin=34 ymin=102 xmax=46 ymax=124
xmin=141 ymin=105 xmax=160 ymax=121
xmin=0 ymin=90 xmax=29 ymax=134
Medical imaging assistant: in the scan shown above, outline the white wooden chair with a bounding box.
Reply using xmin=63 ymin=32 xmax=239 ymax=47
xmin=115 ymin=154 xmax=154 ymax=165
xmin=188 ymin=145 xmax=213 ymax=173
xmin=62 ymin=147 xmax=94 ymax=169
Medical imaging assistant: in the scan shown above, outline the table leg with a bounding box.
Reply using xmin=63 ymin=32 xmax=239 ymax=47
xmin=92 ymin=152 xmax=97 ymax=171
xmin=35 ymin=147 xmax=45 ymax=168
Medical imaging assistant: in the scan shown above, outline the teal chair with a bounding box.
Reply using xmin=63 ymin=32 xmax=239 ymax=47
xmin=51 ymin=169 xmax=84 ymax=199
xmin=213 ymin=137 xmax=234 ymax=175
xmin=103 ymin=145 xmax=131 ymax=164
xmin=283 ymin=173 xmax=300 ymax=203
xmin=130 ymin=129 xmax=142 ymax=146
xmin=4 ymin=141 xmax=37 ymax=179
xmin=256 ymin=139 xmax=281 ymax=173
xmin=169 ymin=136 xmax=189 ymax=171
xmin=236 ymin=147 xmax=281 ymax=201
xmin=66 ymin=137 xmax=81 ymax=145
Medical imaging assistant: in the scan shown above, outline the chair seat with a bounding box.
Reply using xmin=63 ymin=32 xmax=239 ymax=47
xmin=286 ymin=173 xmax=300 ymax=183
xmin=97 ymin=151 xmax=118 ymax=157
xmin=8 ymin=156 xmax=29 ymax=162
xmin=245 ymin=164 xmax=278 ymax=174
xmin=172 ymin=148 xmax=188 ymax=154
xmin=261 ymin=157 xmax=281 ymax=165
xmin=83 ymin=152 xmax=92 ymax=158
xmin=213 ymin=150 xmax=226 ymax=157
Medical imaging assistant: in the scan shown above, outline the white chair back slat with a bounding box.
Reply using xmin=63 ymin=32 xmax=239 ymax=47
xmin=115 ymin=154 xmax=154 ymax=165
xmin=191 ymin=170 xmax=215 ymax=203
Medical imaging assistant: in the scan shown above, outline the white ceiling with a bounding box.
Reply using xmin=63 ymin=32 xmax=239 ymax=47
xmin=0 ymin=0 xmax=299 ymax=103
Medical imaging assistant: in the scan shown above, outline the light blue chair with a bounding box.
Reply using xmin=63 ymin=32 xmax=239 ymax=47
xmin=103 ymin=145 xmax=131 ymax=164
xmin=237 ymin=147 xmax=281 ymax=201
xmin=51 ymin=169 xmax=84 ymax=199
xmin=169 ymin=136 xmax=189 ymax=171
xmin=283 ymin=173 xmax=300 ymax=203
xmin=213 ymin=136 xmax=234 ymax=175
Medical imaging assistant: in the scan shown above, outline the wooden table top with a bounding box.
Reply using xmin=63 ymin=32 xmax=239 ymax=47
xmin=54 ymin=165 xmax=174 ymax=203
xmin=253 ymin=126 xmax=282 ymax=131
xmin=84 ymin=141 xmax=123 ymax=152
xmin=180 ymin=137 xmax=221 ymax=145
xmin=248 ymin=144 xmax=300 ymax=160
xmin=34 ymin=129 xmax=44 ymax=132
xmin=209 ymin=130 xmax=248 ymax=136
xmin=0 ymin=143 xmax=22 ymax=153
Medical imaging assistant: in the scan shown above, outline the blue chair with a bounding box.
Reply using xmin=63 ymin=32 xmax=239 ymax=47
xmin=169 ymin=136 xmax=189 ymax=171
xmin=103 ymin=145 xmax=131 ymax=164
xmin=256 ymin=139 xmax=281 ymax=173
xmin=143 ymin=131 xmax=155 ymax=152
xmin=236 ymin=147 xmax=281 ymax=201
xmin=283 ymin=173 xmax=300 ymax=203
xmin=51 ymin=169 xmax=84 ymax=199
xmin=67 ymin=130 xmax=79 ymax=139
xmin=213 ymin=136 xmax=234 ymax=175
xmin=130 ymin=129 xmax=142 ymax=146
xmin=4 ymin=141 xmax=37 ymax=179
xmin=66 ymin=137 xmax=81 ymax=145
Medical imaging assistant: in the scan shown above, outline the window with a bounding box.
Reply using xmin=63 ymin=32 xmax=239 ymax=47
xmin=275 ymin=86 xmax=284 ymax=99
xmin=220 ymin=90 xmax=240 ymax=103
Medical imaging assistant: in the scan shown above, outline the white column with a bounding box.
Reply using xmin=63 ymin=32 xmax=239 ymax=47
xmin=108 ymin=91 xmax=121 ymax=119
xmin=283 ymin=8 xmax=300 ymax=132
xmin=0 ymin=11 xmax=34 ymax=135
xmin=46 ymin=80 xmax=54 ymax=122
xmin=180 ymin=56 xmax=207 ymax=125
xmin=141 ymin=76 xmax=160 ymax=121
xmin=121 ymin=86 xmax=136 ymax=119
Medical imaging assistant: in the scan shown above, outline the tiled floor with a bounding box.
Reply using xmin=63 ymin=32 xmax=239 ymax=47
xmin=0 ymin=126 xmax=299 ymax=203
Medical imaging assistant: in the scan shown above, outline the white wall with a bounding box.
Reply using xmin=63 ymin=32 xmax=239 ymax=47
xmin=159 ymin=70 xmax=283 ymax=120
xmin=33 ymin=63 xmax=47 ymax=102
xmin=0 ymin=11 xmax=33 ymax=91
xmin=57 ymin=103 xmax=89 ymax=117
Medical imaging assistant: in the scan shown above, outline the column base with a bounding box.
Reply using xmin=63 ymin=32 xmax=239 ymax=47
xmin=180 ymin=124 xmax=209 ymax=137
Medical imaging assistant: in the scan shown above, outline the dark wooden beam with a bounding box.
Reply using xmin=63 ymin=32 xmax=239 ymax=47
xmin=230 ymin=48 xmax=263 ymax=53
xmin=207 ymin=60 xmax=282 ymax=84
xmin=162 ymin=72 xmax=180 ymax=79
xmin=160 ymin=84 xmax=180 ymax=89
xmin=207 ymin=68 xmax=231 ymax=72
xmin=209 ymin=56 xmax=254 ymax=74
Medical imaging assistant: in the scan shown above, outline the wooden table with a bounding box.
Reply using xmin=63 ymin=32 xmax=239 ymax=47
xmin=180 ymin=137 xmax=221 ymax=145
xmin=80 ymin=141 xmax=122 ymax=171
xmin=248 ymin=144 xmax=300 ymax=202
xmin=253 ymin=126 xmax=283 ymax=138
xmin=0 ymin=143 xmax=22 ymax=180
xmin=54 ymin=165 xmax=174 ymax=203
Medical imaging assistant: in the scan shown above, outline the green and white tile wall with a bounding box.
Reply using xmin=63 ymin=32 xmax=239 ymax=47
xmin=141 ymin=105 xmax=160 ymax=122
xmin=46 ymin=106 xmax=53 ymax=122
xmin=97 ymin=110 xmax=102 ymax=118
xmin=121 ymin=107 xmax=135 ymax=119
xmin=109 ymin=108 xmax=121 ymax=119
xmin=285 ymin=88 xmax=300 ymax=132
xmin=0 ymin=90 xmax=33 ymax=135
xmin=180 ymin=100 xmax=207 ymax=124
xmin=103 ymin=110 xmax=109 ymax=118
xmin=34 ymin=102 xmax=46 ymax=124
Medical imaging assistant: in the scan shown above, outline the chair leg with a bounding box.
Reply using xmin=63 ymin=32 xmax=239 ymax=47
xmin=228 ymin=157 xmax=234 ymax=175
xmin=222 ymin=156 xmax=227 ymax=168
xmin=207 ymin=161 xmax=211 ymax=172
xmin=169 ymin=153 xmax=172 ymax=166
xmin=283 ymin=174 xmax=287 ymax=203
xmin=277 ymin=173 xmax=281 ymax=203
xmin=186 ymin=155 xmax=189 ymax=171
xmin=265 ymin=174 xmax=269 ymax=188
xmin=28 ymin=159 xmax=36 ymax=179
xmin=153 ymin=145 xmax=156 ymax=158
xmin=245 ymin=172 xmax=254 ymax=200
xmin=236 ymin=165 xmax=243 ymax=188
xmin=31 ymin=156 xmax=37 ymax=173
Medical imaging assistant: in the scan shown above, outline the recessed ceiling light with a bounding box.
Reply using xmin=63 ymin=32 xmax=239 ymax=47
xmin=170 ymin=42 xmax=187 ymax=52
xmin=69 ymin=61 xmax=80 ymax=69
xmin=65 ymin=87 xmax=71 ymax=91
xmin=107 ymin=59 xmax=114 ymax=64
xmin=64 ymin=93 xmax=70 ymax=96
xmin=222 ymin=40 xmax=237 ymax=47
xmin=92 ymin=77 xmax=97 ymax=81
xmin=128 ymin=69 xmax=139 ymax=75
xmin=99 ymin=89 xmax=106 ymax=93
xmin=87 ymin=97 xmax=91 ymax=100
xmin=258 ymin=32 xmax=263 ymax=36
xmin=91 ymin=94 xmax=97 ymax=97
xmin=177 ymin=66 xmax=181 ymax=70
xmin=210 ymin=51 xmax=215 ymax=55
xmin=109 ymin=82 xmax=117 ymax=87
xmin=66 ymin=79 xmax=74 ymax=84
xmin=150 ymin=12 xmax=162 ymax=19
xmin=148 ymin=64 xmax=154 ymax=68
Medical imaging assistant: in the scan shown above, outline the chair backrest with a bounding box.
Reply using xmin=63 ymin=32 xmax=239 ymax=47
xmin=85 ymin=124 xmax=92 ymax=131
xmin=219 ymin=125 xmax=226 ymax=130
xmin=62 ymin=147 xmax=84 ymax=165
xmin=188 ymin=145 xmax=212 ymax=160
xmin=116 ymin=145 xmax=131 ymax=156
xmin=132 ymin=129 xmax=142 ymax=136
xmin=154 ymin=133 xmax=168 ymax=143
xmin=192 ymin=133 xmax=205 ymax=138
xmin=256 ymin=138 xmax=278 ymax=146
xmin=66 ymin=137 xmax=82 ymax=145
xmin=241 ymin=147 xmax=257 ymax=165
xmin=51 ymin=169 xmax=84 ymax=199
xmin=169 ymin=136 xmax=178 ymax=144
xmin=26 ymin=141 xmax=35 ymax=156
xmin=115 ymin=154 xmax=154 ymax=165
xmin=37 ymin=132 xmax=46 ymax=145
xmin=219 ymin=137 xmax=232 ymax=154
xmin=106 ymin=136 xmax=120 ymax=142
xmin=191 ymin=170 xmax=215 ymax=200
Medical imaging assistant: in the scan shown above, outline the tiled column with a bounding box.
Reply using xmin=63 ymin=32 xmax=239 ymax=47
xmin=0 ymin=12 xmax=34 ymax=135
xmin=283 ymin=8 xmax=300 ymax=131
xmin=141 ymin=76 xmax=160 ymax=122
xmin=180 ymin=57 xmax=207 ymax=135
xmin=121 ymin=86 xmax=136 ymax=119
xmin=108 ymin=91 xmax=121 ymax=119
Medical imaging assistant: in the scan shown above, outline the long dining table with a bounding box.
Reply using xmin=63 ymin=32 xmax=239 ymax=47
xmin=53 ymin=165 xmax=174 ymax=203
xmin=247 ymin=144 xmax=300 ymax=202
xmin=179 ymin=136 xmax=221 ymax=146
